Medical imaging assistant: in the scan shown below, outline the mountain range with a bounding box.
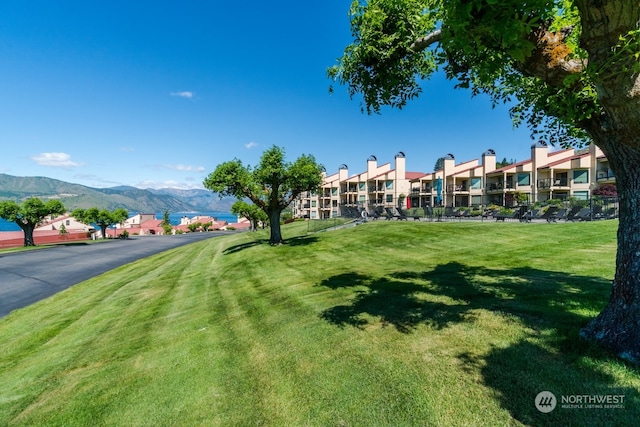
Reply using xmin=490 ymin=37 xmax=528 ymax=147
xmin=0 ymin=173 xmax=235 ymax=213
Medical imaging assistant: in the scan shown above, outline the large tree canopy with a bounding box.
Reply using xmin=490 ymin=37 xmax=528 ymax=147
xmin=0 ymin=198 xmax=66 ymax=246
xmin=72 ymin=207 xmax=128 ymax=240
xmin=331 ymin=0 xmax=640 ymax=363
xmin=203 ymin=145 xmax=324 ymax=245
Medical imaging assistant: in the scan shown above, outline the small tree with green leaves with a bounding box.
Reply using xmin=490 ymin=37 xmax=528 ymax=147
xmin=58 ymin=223 xmax=68 ymax=240
xmin=187 ymin=222 xmax=201 ymax=233
xmin=0 ymin=198 xmax=66 ymax=246
xmin=72 ymin=207 xmax=128 ymax=240
xmin=231 ymin=200 xmax=269 ymax=232
xmin=204 ymin=145 xmax=324 ymax=245
xmin=160 ymin=210 xmax=173 ymax=235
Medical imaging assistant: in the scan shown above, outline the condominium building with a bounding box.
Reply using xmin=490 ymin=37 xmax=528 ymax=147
xmin=292 ymin=143 xmax=614 ymax=219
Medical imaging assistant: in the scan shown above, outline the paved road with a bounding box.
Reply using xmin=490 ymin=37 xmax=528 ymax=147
xmin=0 ymin=232 xmax=226 ymax=318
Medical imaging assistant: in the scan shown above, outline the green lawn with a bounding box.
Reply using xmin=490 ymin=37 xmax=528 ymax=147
xmin=0 ymin=220 xmax=638 ymax=426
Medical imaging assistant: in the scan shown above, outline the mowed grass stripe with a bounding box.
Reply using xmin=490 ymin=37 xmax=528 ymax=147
xmin=2 ymin=243 xmax=216 ymax=425
xmin=1 ymin=220 xmax=638 ymax=426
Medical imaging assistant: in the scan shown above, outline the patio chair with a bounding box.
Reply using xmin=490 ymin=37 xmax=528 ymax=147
xmin=566 ymin=206 xmax=582 ymax=222
xmin=482 ymin=209 xmax=499 ymax=220
xmin=367 ymin=208 xmax=381 ymax=220
xmin=549 ymin=208 xmax=567 ymax=222
xmin=495 ymin=210 xmax=519 ymax=221
xmin=394 ymin=208 xmax=409 ymax=221
xmin=520 ymin=209 xmax=538 ymax=223
xmin=602 ymin=207 xmax=618 ymax=219
xmin=575 ymin=207 xmax=593 ymax=221
xmin=528 ymin=206 xmax=559 ymax=222
xmin=383 ymin=207 xmax=396 ymax=220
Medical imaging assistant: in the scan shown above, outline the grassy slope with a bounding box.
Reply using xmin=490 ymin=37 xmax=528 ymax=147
xmin=0 ymin=220 xmax=638 ymax=426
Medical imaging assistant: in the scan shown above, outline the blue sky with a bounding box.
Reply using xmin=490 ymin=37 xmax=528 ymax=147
xmin=0 ymin=1 xmax=535 ymax=190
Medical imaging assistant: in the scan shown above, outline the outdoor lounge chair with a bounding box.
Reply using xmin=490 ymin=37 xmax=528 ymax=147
xmin=526 ymin=206 xmax=558 ymax=222
xmin=602 ymin=207 xmax=618 ymax=219
xmin=394 ymin=208 xmax=409 ymax=221
xmin=495 ymin=210 xmax=519 ymax=221
xmin=520 ymin=209 xmax=538 ymax=223
xmin=384 ymin=207 xmax=407 ymax=220
xmin=367 ymin=208 xmax=381 ymax=220
xmin=575 ymin=207 xmax=593 ymax=221
xmin=482 ymin=209 xmax=499 ymax=220
xmin=566 ymin=206 xmax=582 ymax=222
xmin=549 ymin=208 xmax=567 ymax=222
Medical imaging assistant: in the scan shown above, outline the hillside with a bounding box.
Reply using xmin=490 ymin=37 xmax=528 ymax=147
xmin=0 ymin=173 xmax=234 ymax=213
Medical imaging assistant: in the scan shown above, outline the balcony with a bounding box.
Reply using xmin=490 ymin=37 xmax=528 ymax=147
xmin=488 ymin=182 xmax=514 ymax=191
xmin=597 ymin=170 xmax=615 ymax=181
xmin=553 ymin=178 xmax=568 ymax=187
xmin=410 ymin=186 xmax=432 ymax=194
xmin=538 ymin=179 xmax=551 ymax=189
xmin=446 ymin=185 xmax=468 ymax=192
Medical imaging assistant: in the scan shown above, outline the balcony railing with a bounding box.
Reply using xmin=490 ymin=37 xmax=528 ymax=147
xmin=553 ymin=178 xmax=568 ymax=187
xmin=411 ymin=186 xmax=433 ymax=194
xmin=538 ymin=179 xmax=551 ymax=189
xmin=597 ymin=170 xmax=615 ymax=180
xmin=488 ymin=183 xmax=514 ymax=191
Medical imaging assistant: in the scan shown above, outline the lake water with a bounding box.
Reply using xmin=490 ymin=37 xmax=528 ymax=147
xmin=0 ymin=211 xmax=237 ymax=232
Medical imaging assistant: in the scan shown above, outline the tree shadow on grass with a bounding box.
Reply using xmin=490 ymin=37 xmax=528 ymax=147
xmin=223 ymin=240 xmax=267 ymax=255
xmin=223 ymin=235 xmax=318 ymax=254
xmin=284 ymin=235 xmax=319 ymax=247
xmin=318 ymin=262 xmax=640 ymax=425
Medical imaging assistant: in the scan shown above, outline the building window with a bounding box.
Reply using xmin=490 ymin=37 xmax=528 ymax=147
xmin=359 ymin=195 xmax=366 ymax=203
xmin=332 ymin=187 xmax=338 ymax=196
xmin=470 ymin=177 xmax=482 ymax=190
xmin=358 ymin=182 xmax=365 ymax=192
xmin=386 ymin=194 xmax=393 ymax=203
xmin=66 ymin=220 xmax=70 ymax=226
xmin=573 ymin=170 xmax=589 ymax=184
xmin=311 ymin=211 xmax=317 ymax=219
xmin=471 ymin=195 xmax=482 ymax=206
xmin=332 ymin=210 xmax=338 ymax=218
xmin=386 ymin=180 xmax=393 ymax=190
xmin=517 ymin=173 xmax=530 ymax=186
xmin=311 ymin=201 xmax=317 ymax=208
xmin=574 ymin=190 xmax=589 ymax=200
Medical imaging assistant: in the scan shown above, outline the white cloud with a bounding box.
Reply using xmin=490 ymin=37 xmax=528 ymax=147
xmin=245 ymin=141 xmax=258 ymax=149
xmin=170 ymin=91 xmax=194 ymax=99
xmin=160 ymin=164 xmax=205 ymax=172
xmin=31 ymin=152 xmax=81 ymax=168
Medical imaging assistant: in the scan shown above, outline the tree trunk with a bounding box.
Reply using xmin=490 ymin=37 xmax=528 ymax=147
xmin=268 ymin=209 xmax=283 ymax=245
xmin=20 ymin=224 xmax=36 ymax=246
xmin=100 ymin=225 xmax=109 ymax=239
xmin=579 ymin=140 xmax=640 ymax=364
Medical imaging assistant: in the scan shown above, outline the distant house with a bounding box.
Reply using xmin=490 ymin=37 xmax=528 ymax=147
xmin=37 ymin=214 xmax=94 ymax=234
xmin=123 ymin=213 xmax=156 ymax=227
